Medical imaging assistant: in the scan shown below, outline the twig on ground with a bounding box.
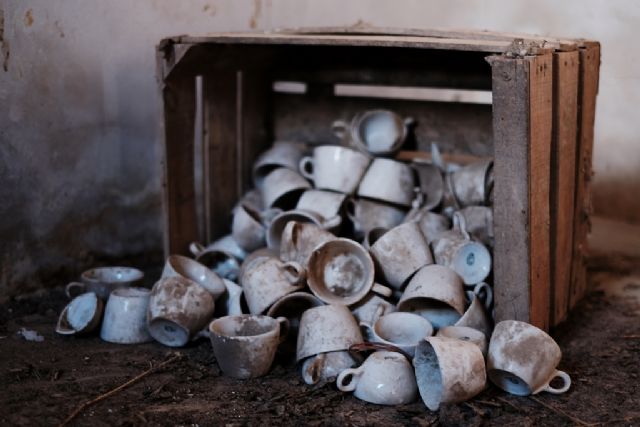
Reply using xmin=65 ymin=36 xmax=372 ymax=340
xmin=58 ymin=353 xmax=183 ymax=427
xmin=475 ymin=399 xmax=502 ymax=408
xmin=464 ymin=402 xmax=487 ymax=417
xmin=529 ymin=396 xmax=596 ymax=426
xmin=496 ymin=396 xmax=523 ymax=412
xmin=621 ymin=335 xmax=640 ymax=339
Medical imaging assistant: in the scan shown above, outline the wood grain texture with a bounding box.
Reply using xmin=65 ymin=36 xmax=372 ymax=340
xmin=550 ymin=50 xmax=579 ymax=326
xmin=570 ymin=43 xmax=601 ymax=309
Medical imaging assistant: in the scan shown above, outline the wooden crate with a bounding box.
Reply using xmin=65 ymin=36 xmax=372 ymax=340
xmin=156 ymin=29 xmax=600 ymax=331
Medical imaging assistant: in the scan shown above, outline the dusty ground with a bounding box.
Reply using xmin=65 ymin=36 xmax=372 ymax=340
xmin=1 ymin=268 xmax=639 ymax=427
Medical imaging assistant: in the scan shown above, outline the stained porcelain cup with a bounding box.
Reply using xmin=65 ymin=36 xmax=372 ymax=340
xmin=404 ymin=207 xmax=451 ymax=244
xmin=241 ymin=257 xmax=305 ymax=315
xmin=436 ymin=326 xmax=487 ymax=357
xmin=279 ymin=221 xmax=337 ymax=268
xmin=455 ymin=292 xmax=493 ymax=337
xmin=307 ymin=238 xmax=391 ymax=305
xmin=253 ymin=141 xmax=307 ymax=188
xmin=357 ymin=158 xmax=417 ymax=207
xmin=412 ymin=159 xmax=444 ymax=210
xmin=147 ymin=276 xmax=215 ymax=347
xmin=457 ymin=206 xmax=494 ymax=247
xmin=346 ymin=197 xmax=407 ymax=240
xmin=56 ymin=292 xmax=103 ymax=336
xmin=487 ymin=320 xmax=571 ymax=396
xmin=260 ymin=167 xmax=311 ymax=210
xmin=161 ymin=254 xmax=226 ymax=300
xmin=266 ymin=209 xmax=341 ymax=251
xmin=368 ymin=222 xmax=433 ymax=289
xmin=337 ymin=351 xmax=418 ymax=405
xmin=351 ymin=293 xmax=396 ymax=327
xmin=231 ymin=204 xmax=281 ymax=252
xmin=295 ymin=190 xmax=347 ymax=223
xmin=413 ymin=336 xmax=486 ymax=411
xmin=100 ymin=287 xmax=152 ymax=344
xmin=398 ymin=265 xmax=466 ymax=330
xmin=215 ymin=278 xmax=244 ymax=317
xmin=299 ymin=145 xmax=370 ymax=194
xmin=65 ymin=267 xmax=144 ymax=300
xmin=208 ymin=315 xmax=289 ymax=379
xmin=302 ymin=350 xmax=361 ymax=385
xmin=190 ymin=236 xmax=246 ymax=281
xmin=360 ymin=312 xmax=433 ymax=357
xmin=450 ymin=159 xmax=494 ymax=207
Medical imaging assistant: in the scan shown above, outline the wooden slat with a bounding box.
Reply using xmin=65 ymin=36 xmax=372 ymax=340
xmin=550 ymin=50 xmax=579 ymax=326
xmin=570 ymin=42 xmax=601 ymax=309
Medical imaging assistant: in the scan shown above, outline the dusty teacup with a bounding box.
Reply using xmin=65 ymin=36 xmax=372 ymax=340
xmin=266 ymin=209 xmax=341 ymax=251
xmin=457 ymin=206 xmax=494 ymax=247
xmin=432 ymin=213 xmax=492 ymax=285
xmin=161 ymin=254 xmax=226 ymax=300
xmin=337 ymin=351 xmax=418 ymax=405
xmin=487 ymin=320 xmax=571 ymax=396
xmin=56 ymin=292 xmax=104 ymax=336
xmin=241 ymin=257 xmax=305 ymax=315
xmin=360 ymin=312 xmax=433 ymax=357
xmin=279 ymin=221 xmax=337 ymax=268
xmin=295 ymin=190 xmax=347 ymax=223
xmin=413 ymin=336 xmax=486 ymax=411
xmin=297 ymin=304 xmax=363 ymax=362
xmin=351 ymin=293 xmax=396 ymax=327
xmin=253 ymin=141 xmax=307 ymax=188
xmin=215 ymin=278 xmax=245 ymax=317
xmin=208 ymin=315 xmax=289 ymax=379
xmin=368 ymin=222 xmax=433 ymax=289
xmin=147 ymin=276 xmax=215 ymax=347
xmin=436 ymin=326 xmax=487 ymax=357
xmin=455 ymin=292 xmax=493 ymax=337
xmin=233 ymin=188 xmax=264 ymax=215
xmin=260 ymin=167 xmax=311 ymax=210
xmin=450 ymin=159 xmax=494 ymax=207
xmin=357 ymin=158 xmax=417 ymax=207
xmin=65 ymin=266 xmax=144 ymax=300
xmin=345 ymin=197 xmax=407 ymax=240
xmin=307 ymin=238 xmax=391 ymax=305
xmin=404 ymin=207 xmax=451 ymax=244
xmin=302 ymin=350 xmax=361 ymax=385
xmin=412 ymin=159 xmax=444 ymax=210
xmin=398 ymin=265 xmax=466 ymax=330
xmin=100 ymin=287 xmax=153 ymax=344
xmin=231 ymin=204 xmax=281 ymax=252
xmin=190 ymin=236 xmax=246 ymax=281
xmin=299 ymin=145 xmax=371 ymax=194
xmin=332 ymin=110 xmax=412 ymax=157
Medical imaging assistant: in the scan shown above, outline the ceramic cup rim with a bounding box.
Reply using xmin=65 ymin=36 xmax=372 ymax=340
xmin=209 ymin=314 xmax=281 ymax=341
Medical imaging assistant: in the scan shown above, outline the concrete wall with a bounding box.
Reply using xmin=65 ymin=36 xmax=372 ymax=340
xmin=1 ymin=0 xmax=638 ymax=295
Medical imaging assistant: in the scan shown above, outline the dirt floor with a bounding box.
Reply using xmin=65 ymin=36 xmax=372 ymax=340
xmin=1 ymin=267 xmax=639 ymax=427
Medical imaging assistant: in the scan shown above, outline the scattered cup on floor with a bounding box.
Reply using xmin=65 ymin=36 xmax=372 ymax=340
xmin=360 ymin=312 xmax=433 ymax=357
xmin=302 ymin=350 xmax=361 ymax=385
xmin=161 ymin=254 xmax=226 ymax=300
xmin=100 ymin=288 xmax=153 ymax=344
xmin=299 ymin=145 xmax=371 ymax=194
xmin=56 ymin=292 xmax=103 ymax=336
xmin=65 ymin=266 xmax=144 ymax=300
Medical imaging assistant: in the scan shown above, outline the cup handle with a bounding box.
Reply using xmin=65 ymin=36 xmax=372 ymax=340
xmin=331 ymin=120 xmax=348 ymax=140
xmin=55 ymin=307 xmax=75 ymax=335
xmin=189 ymin=241 xmax=205 ymax=257
xmin=542 ymin=370 xmax=571 ymax=394
xmin=372 ymin=283 xmax=392 ymax=298
xmin=299 ymin=157 xmax=314 ymax=180
xmin=336 ymin=367 xmax=363 ymax=392
xmin=282 ymin=261 xmax=306 ymax=284
xmin=276 ymin=316 xmax=290 ymax=343
xmin=321 ymin=214 xmax=342 ymax=230
xmin=65 ymin=282 xmax=86 ymax=299
xmin=302 ymin=354 xmax=325 ymax=385
xmin=473 ymin=282 xmax=493 ymax=309
xmin=452 ymin=212 xmax=471 ymax=240
xmin=344 ymin=197 xmax=357 ymax=223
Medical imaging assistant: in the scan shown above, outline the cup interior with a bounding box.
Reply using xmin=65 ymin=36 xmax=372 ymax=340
xmin=357 ymin=111 xmax=403 ymax=152
xmin=414 ymin=340 xmax=444 ymax=411
xmin=438 ymin=326 xmax=484 ymax=344
xmin=168 ymin=255 xmax=225 ymax=296
xmin=210 ymin=315 xmax=276 ymax=339
xmin=197 ymin=251 xmax=240 ymax=280
xmin=111 ymin=287 xmax=150 ymax=299
xmin=375 ymin=312 xmax=432 ymax=345
xmin=67 ymin=292 xmax=99 ymax=331
xmin=148 ymin=318 xmax=190 ymax=347
xmin=267 ymin=210 xmax=320 ymax=250
xmin=452 ymin=242 xmax=492 ymax=285
xmin=399 ymin=298 xmax=462 ymax=330
xmin=488 ymin=369 xmax=531 ymax=396
xmin=83 ymin=267 xmax=143 ymax=284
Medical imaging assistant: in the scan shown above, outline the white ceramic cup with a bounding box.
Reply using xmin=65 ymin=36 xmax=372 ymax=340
xmin=345 ymin=197 xmax=407 ymax=240
xmin=436 ymin=326 xmax=487 ymax=357
xmin=266 ymin=209 xmax=341 ymax=251
xmin=332 ymin=110 xmax=412 ymax=157
xmin=296 ymin=304 xmax=363 ymax=362
xmin=357 ymin=158 xmax=417 ymax=207
xmin=398 ymin=265 xmax=467 ymax=330
xmin=351 ymin=293 xmax=396 ymax=327
xmin=56 ymin=292 xmax=103 ymax=336
xmin=368 ymin=221 xmax=433 ymax=289
xmin=65 ymin=266 xmax=144 ymax=300
xmin=302 ymin=350 xmax=361 ymax=385
xmin=260 ymin=167 xmax=311 ymax=210
xmin=360 ymin=312 xmax=433 ymax=357
xmin=208 ymin=315 xmax=289 ymax=379
xmin=190 ymin=236 xmax=246 ymax=281
xmin=100 ymin=287 xmax=153 ymax=344
xmin=299 ymin=145 xmax=371 ymax=194
xmin=412 ymin=160 xmax=444 ymax=210
xmin=253 ymin=141 xmax=307 ymax=188
xmin=455 ymin=292 xmax=493 ymax=337
xmin=147 ymin=276 xmax=215 ymax=347
xmin=450 ymin=159 xmax=494 ymax=207
xmin=241 ymin=257 xmax=305 ymax=315
xmin=487 ymin=320 xmax=571 ymax=396
xmin=457 ymin=205 xmax=494 ymax=247
xmin=231 ymin=204 xmax=281 ymax=252
xmin=307 ymin=238 xmax=391 ymax=306
xmin=295 ymin=189 xmax=347 ymax=222
xmin=337 ymin=351 xmax=418 ymax=405
xmin=413 ymin=336 xmax=487 ymax=411
xmin=404 ymin=207 xmax=451 ymax=244
xmin=279 ymin=221 xmax=337 ymax=268
xmin=161 ymin=254 xmax=226 ymax=300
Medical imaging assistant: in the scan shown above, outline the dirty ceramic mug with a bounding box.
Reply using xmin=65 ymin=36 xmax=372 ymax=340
xmin=455 ymin=292 xmax=493 ymax=337
xmin=332 ymin=110 xmax=413 ymax=157
xmin=450 ymin=159 xmax=494 ymax=207
xmin=56 ymin=292 xmax=103 ymax=336
xmin=147 ymin=276 xmax=215 ymax=347
xmin=190 ymin=236 xmax=246 ymax=281
xmin=233 ymin=188 xmax=264 ymax=215
xmin=432 ymin=213 xmax=492 ymax=285
xmin=351 ymin=293 xmax=396 ymax=327
xmin=412 ymin=159 xmax=444 ymax=210
xmin=279 ymin=221 xmax=337 ymax=268
xmin=357 ymin=158 xmax=418 ymax=207
xmin=360 ymin=312 xmax=433 ymax=357
xmin=65 ymin=266 xmax=144 ymax=300
xmin=100 ymin=287 xmax=152 ymax=344
xmin=252 ymin=141 xmax=307 ymax=188
xmin=398 ymin=264 xmax=467 ymax=330
xmin=260 ymin=167 xmax=311 ymax=210
xmin=413 ymin=336 xmax=486 ymax=411
xmin=299 ymin=145 xmax=371 ymax=194
xmin=346 ymin=197 xmax=407 ymax=240
xmin=161 ymin=254 xmax=226 ymax=300
xmin=208 ymin=315 xmax=289 ymax=379
xmin=295 ymin=189 xmax=347 ymax=223
xmin=457 ymin=205 xmax=494 ymax=247
xmin=240 ymin=257 xmax=305 ymax=315
xmin=231 ymin=204 xmax=281 ymax=252
xmin=404 ymin=207 xmax=451 ymax=244
xmin=337 ymin=351 xmax=418 ymax=405
xmin=368 ymin=221 xmax=433 ymax=289
xmin=436 ymin=326 xmax=487 ymax=357
xmin=307 ymin=238 xmax=391 ymax=305
xmin=302 ymin=350 xmax=361 ymax=385
xmin=266 ymin=209 xmax=341 ymax=251
xmin=466 ymin=282 xmax=493 ymax=310
xmin=487 ymin=320 xmax=571 ymax=396
xmin=296 ymin=304 xmax=363 ymax=362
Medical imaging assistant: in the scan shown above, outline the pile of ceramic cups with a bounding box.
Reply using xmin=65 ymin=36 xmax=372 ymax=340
xmin=56 ymin=109 xmax=571 ymax=410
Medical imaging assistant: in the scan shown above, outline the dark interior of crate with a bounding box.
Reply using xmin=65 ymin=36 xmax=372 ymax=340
xmin=169 ymin=43 xmax=495 ymax=244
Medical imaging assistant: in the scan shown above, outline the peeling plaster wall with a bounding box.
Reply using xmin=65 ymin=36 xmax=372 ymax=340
xmin=0 ymin=0 xmax=638 ymax=295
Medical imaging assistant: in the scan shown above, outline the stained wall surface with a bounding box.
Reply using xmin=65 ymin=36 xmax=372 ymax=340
xmin=0 ymin=0 xmax=638 ymax=294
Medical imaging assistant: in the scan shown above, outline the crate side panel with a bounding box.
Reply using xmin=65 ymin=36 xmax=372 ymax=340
xmin=550 ymin=50 xmax=580 ymax=326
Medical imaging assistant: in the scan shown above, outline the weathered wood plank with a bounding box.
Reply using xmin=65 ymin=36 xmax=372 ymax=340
xmin=570 ymin=42 xmax=601 ymax=309
xmin=550 ymin=50 xmax=579 ymax=326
